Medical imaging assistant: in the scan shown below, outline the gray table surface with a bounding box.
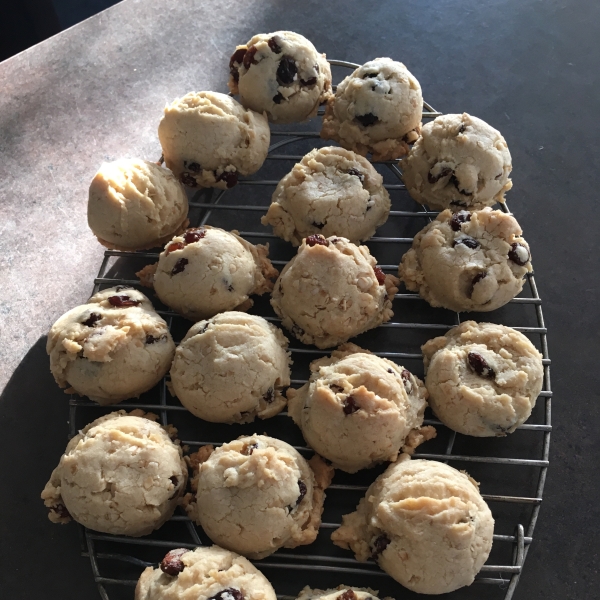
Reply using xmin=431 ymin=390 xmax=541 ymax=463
xmin=1 ymin=0 xmax=598 ymax=598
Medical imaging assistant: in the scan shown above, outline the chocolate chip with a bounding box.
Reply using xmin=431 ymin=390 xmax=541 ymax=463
xmin=337 ymin=591 xmax=358 ymax=600
xmin=453 ymin=236 xmax=480 ymax=249
xmin=469 ymin=271 xmax=487 ymax=298
xmin=273 ymin=93 xmax=284 ymax=104
xmin=208 ymin=589 xmax=244 ymax=600
xmin=401 ymin=369 xmax=414 ymax=394
xmin=216 ymin=170 xmax=238 ymax=188
xmin=296 ymin=480 xmax=307 ymax=505
xmin=371 ymin=534 xmax=390 ymax=558
xmin=347 ymin=167 xmax=364 ymax=181
xmin=300 ymin=77 xmax=317 ymax=87
xmin=458 ymin=123 xmax=467 ymax=134
xmin=450 ymin=210 xmax=472 ymax=231
xmin=306 ymin=234 xmax=329 ymax=247
xmin=51 ymin=503 xmax=71 ymax=520
xmin=82 ymin=312 xmax=101 ymax=327
xmin=242 ymin=45 xmax=258 ymax=69
xmin=343 ymin=395 xmax=359 ymax=415
xmin=107 ymin=295 xmax=140 ymax=307
xmin=160 ymin=548 xmax=189 ymax=576
xmin=263 ymin=387 xmax=275 ymax=403
xmin=180 ymin=172 xmax=197 ymax=187
xmin=508 ymin=242 xmax=530 ymax=266
xmin=373 ymin=266 xmax=386 ymax=285
xmin=449 ymin=174 xmax=470 ymax=195
xmin=186 ymin=162 xmax=201 ymax=173
xmin=166 ymin=241 xmax=185 ymax=254
xmin=171 ymin=258 xmax=188 ymax=275
xmin=183 ymin=228 xmax=206 ymax=244
xmin=277 ymin=56 xmax=297 ymax=85
xmin=330 ymin=384 xmax=344 ymax=393
xmin=229 ymin=48 xmax=247 ymax=82
xmin=467 ymin=351 xmax=495 ymax=378
xmin=427 ymin=167 xmax=452 ymax=184
xmin=268 ymin=36 xmax=282 ymax=54
xmin=355 ymin=112 xmax=379 ymax=127
xmin=242 ymin=442 xmax=258 ymax=456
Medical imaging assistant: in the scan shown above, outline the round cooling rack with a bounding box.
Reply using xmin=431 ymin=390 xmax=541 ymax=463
xmin=68 ymin=60 xmax=551 ymax=600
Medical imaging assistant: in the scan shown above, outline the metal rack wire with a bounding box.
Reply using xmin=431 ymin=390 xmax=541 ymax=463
xmin=68 ymin=60 xmax=551 ymax=600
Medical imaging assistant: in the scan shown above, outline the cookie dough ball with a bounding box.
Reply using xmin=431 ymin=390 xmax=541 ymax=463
xmin=261 ymin=147 xmax=390 ymax=246
xmin=135 ymin=545 xmax=276 ymax=600
xmin=87 ymin=159 xmax=189 ymax=251
xmin=228 ymin=31 xmax=332 ymax=123
xmin=158 ymin=91 xmax=270 ymax=189
xmin=402 ymin=113 xmax=512 ymax=211
xmin=170 ymin=313 xmax=291 ymax=423
xmin=422 ymin=321 xmax=544 ymax=436
xmin=288 ymin=343 xmax=432 ymax=473
xmin=190 ymin=435 xmax=334 ymax=559
xmin=296 ymin=586 xmax=382 ymax=600
xmin=47 ymin=286 xmax=175 ymax=405
xmin=321 ymin=58 xmax=422 ymax=161
xmin=399 ymin=208 xmax=532 ymax=312
xmin=271 ymin=235 xmax=399 ymax=348
xmin=41 ymin=411 xmax=187 ymax=537
xmin=139 ymin=226 xmax=278 ymax=321
xmin=332 ymin=456 xmax=494 ymax=595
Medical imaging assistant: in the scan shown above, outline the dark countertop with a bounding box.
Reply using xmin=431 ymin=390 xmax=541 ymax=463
xmin=1 ymin=0 xmax=598 ymax=598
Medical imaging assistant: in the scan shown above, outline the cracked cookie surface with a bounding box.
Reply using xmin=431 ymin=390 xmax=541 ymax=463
xmin=228 ymin=31 xmax=332 ymax=124
xmin=399 ymin=208 xmax=532 ymax=312
xmin=422 ymin=321 xmax=544 ymax=436
xmin=296 ymin=585 xmax=385 ymax=600
xmin=321 ymin=58 xmax=422 ymax=161
xmin=401 ymin=113 xmax=512 ymax=211
xmin=41 ymin=411 xmax=187 ymax=536
xmin=170 ymin=312 xmax=291 ymax=424
xmin=261 ymin=146 xmax=390 ymax=245
xmin=47 ymin=286 xmax=175 ymax=405
xmin=331 ymin=456 xmax=494 ymax=595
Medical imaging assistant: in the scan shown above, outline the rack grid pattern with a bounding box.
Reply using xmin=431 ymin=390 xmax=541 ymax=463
xmin=68 ymin=60 xmax=551 ymax=600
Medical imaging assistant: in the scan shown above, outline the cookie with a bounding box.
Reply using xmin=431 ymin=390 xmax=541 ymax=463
xmin=87 ymin=158 xmax=189 ymax=251
xmin=138 ymin=226 xmax=278 ymax=321
xmin=189 ymin=435 xmax=334 ymax=559
xmin=399 ymin=208 xmax=532 ymax=312
xmin=401 ymin=113 xmax=512 ymax=211
xmin=228 ymin=31 xmax=332 ymax=123
xmin=271 ymin=235 xmax=399 ymax=348
xmin=296 ymin=586 xmax=384 ymax=600
xmin=158 ymin=91 xmax=270 ymax=189
xmin=422 ymin=321 xmax=544 ymax=436
xmin=320 ymin=58 xmax=422 ymax=161
xmin=47 ymin=286 xmax=175 ymax=405
xmin=135 ymin=545 xmax=276 ymax=600
xmin=331 ymin=456 xmax=494 ymax=595
xmin=261 ymin=146 xmax=390 ymax=246
xmin=170 ymin=313 xmax=291 ymax=423
xmin=287 ymin=343 xmax=433 ymax=473
xmin=41 ymin=411 xmax=187 ymax=537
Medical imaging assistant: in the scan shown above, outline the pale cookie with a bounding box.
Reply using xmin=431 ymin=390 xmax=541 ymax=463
xmin=401 ymin=113 xmax=512 ymax=211
xmin=190 ymin=435 xmax=334 ymax=559
xmin=135 ymin=545 xmax=276 ymax=600
xmin=422 ymin=321 xmax=544 ymax=436
xmin=87 ymin=158 xmax=189 ymax=251
xmin=288 ymin=343 xmax=433 ymax=473
xmin=170 ymin=312 xmax=291 ymax=424
xmin=321 ymin=58 xmax=422 ymax=161
xmin=296 ymin=585 xmax=385 ymax=600
xmin=228 ymin=31 xmax=332 ymax=123
xmin=47 ymin=286 xmax=175 ymax=405
xmin=399 ymin=208 xmax=532 ymax=312
xmin=41 ymin=411 xmax=187 ymax=537
xmin=138 ymin=226 xmax=278 ymax=321
xmin=158 ymin=91 xmax=270 ymax=189
xmin=271 ymin=235 xmax=399 ymax=348
xmin=332 ymin=456 xmax=494 ymax=595
xmin=261 ymin=146 xmax=390 ymax=246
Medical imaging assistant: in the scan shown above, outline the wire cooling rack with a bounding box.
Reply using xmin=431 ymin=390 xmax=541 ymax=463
xmin=67 ymin=60 xmax=551 ymax=600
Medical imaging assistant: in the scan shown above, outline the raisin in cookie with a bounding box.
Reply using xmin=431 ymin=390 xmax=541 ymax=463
xmin=399 ymin=208 xmax=532 ymax=312
xmin=170 ymin=313 xmax=291 ymax=423
xmin=135 ymin=545 xmax=276 ymax=600
xmin=189 ymin=435 xmax=334 ymax=559
xmin=288 ymin=343 xmax=433 ymax=473
xmin=158 ymin=91 xmax=270 ymax=189
xmin=401 ymin=113 xmax=512 ymax=211
xmin=296 ymin=586 xmax=384 ymax=600
xmin=41 ymin=411 xmax=187 ymax=537
xmin=332 ymin=456 xmax=494 ymax=595
xmin=137 ymin=226 xmax=278 ymax=321
xmin=271 ymin=235 xmax=399 ymax=348
xmin=228 ymin=31 xmax=332 ymax=123
xmin=422 ymin=321 xmax=544 ymax=436
xmin=321 ymin=58 xmax=422 ymax=161
xmin=88 ymin=158 xmax=189 ymax=251
xmin=261 ymin=146 xmax=390 ymax=245
xmin=47 ymin=287 xmax=175 ymax=405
